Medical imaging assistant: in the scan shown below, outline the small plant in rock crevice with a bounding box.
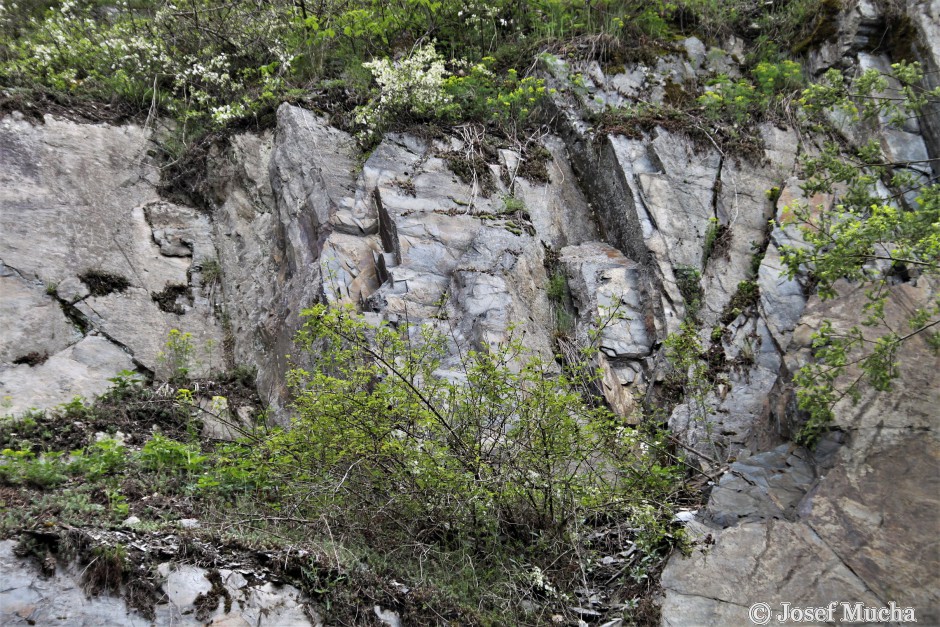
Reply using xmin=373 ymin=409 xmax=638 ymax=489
xmin=79 ymin=270 xmax=131 ymax=297
xmin=720 ymin=280 xmax=760 ymax=325
xmin=662 ymin=318 xmax=728 ymax=464
xmin=702 ymin=218 xmax=732 ymax=267
xmin=674 ymin=265 xmax=703 ymax=320
xmin=151 ymin=284 xmax=191 ymax=315
xmin=82 ymin=544 xmax=128 ymax=595
xmin=545 ymin=267 xmax=576 ymax=340
xmin=200 ymin=259 xmax=222 ymax=286
xmin=157 ymin=329 xmax=195 ymax=382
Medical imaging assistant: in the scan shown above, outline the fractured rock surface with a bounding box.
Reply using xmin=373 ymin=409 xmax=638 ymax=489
xmin=0 ymin=540 xmax=318 ymax=627
xmin=0 ymin=113 xmax=224 ymax=414
xmin=1 ymin=1 xmax=939 ymax=620
xmin=661 ymin=282 xmax=940 ymax=624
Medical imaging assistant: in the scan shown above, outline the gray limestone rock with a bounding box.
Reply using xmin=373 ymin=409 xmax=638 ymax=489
xmin=637 ymin=129 xmax=721 ymax=271
xmin=510 ymin=135 xmax=598 ymax=249
xmin=0 ymin=541 xmax=152 ymax=627
xmin=756 ymin=176 xmax=823 ymax=349
xmin=906 ymin=0 xmax=940 ymax=172
xmin=0 ymin=264 xmax=81 ymax=364
xmin=700 ymin=125 xmax=798 ymax=327
xmin=0 ymin=541 xmax=320 ymax=627
xmin=561 ymin=242 xmax=654 ymax=361
xmin=661 ymin=520 xmax=885 ymax=626
xmin=210 ymin=105 xmax=363 ymax=413
xmin=705 ymin=444 xmax=816 ymax=527
xmin=560 ymin=242 xmax=652 ymax=414
xmin=144 ymin=201 xmax=213 ymax=260
xmin=0 ymin=113 xmax=225 ymax=412
xmin=0 ymin=336 xmax=135 ymax=416
xmin=662 ymin=280 xmax=940 ymax=624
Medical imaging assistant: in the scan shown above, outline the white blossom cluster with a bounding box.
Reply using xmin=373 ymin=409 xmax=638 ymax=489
xmin=458 ymin=1 xmax=517 ymax=32
xmin=354 ymin=43 xmax=452 ymax=138
xmin=0 ymin=1 xmax=18 ymax=30
xmin=4 ymin=0 xmax=296 ymax=125
xmin=457 ymin=0 xmax=500 ymax=24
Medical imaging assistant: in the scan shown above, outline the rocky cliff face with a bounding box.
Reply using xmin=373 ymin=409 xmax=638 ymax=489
xmin=1 ymin=0 xmax=938 ymax=625
xmin=0 ymin=116 xmax=225 ymax=415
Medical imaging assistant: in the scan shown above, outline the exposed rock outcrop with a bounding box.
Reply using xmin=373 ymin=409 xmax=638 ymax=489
xmin=657 ymin=2 xmax=940 ymax=620
xmin=0 ymin=114 xmax=224 ymax=415
xmin=0 ymin=0 xmax=938 ymax=622
xmin=0 ymin=539 xmax=317 ymax=627
xmin=661 ymin=281 xmax=940 ymax=624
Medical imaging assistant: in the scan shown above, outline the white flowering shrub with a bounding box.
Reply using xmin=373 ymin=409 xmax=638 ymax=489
xmin=1 ymin=0 xmax=548 ymax=134
xmin=353 ymin=43 xmax=453 ymax=139
xmin=1 ymin=0 xmax=298 ymax=125
xmin=353 ymin=45 xmax=549 ymax=142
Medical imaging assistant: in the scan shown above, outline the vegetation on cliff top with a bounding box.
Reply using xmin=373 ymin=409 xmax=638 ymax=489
xmin=2 ymin=0 xmax=939 ymax=621
xmin=1 ymin=0 xmax=843 ymax=133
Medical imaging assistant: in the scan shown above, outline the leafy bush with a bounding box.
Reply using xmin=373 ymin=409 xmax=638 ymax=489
xmin=216 ymin=304 xmax=685 ymax=557
xmin=196 ymin=441 xmax=268 ymax=496
xmin=781 ymin=61 xmax=940 ymax=445
xmin=0 ymin=448 xmax=68 ymax=487
xmin=699 ymin=60 xmax=802 ymax=127
xmin=139 ymin=434 xmax=206 ymax=475
xmin=353 ymin=42 xmax=451 ymax=139
xmin=70 ymin=437 xmax=128 ymax=480
xmin=353 ymin=44 xmax=548 ymax=141
xmin=1 ymin=0 xmax=298 ymax=123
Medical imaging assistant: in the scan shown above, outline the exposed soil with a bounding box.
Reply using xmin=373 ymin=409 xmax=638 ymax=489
xmin=12 ymin=351 xmax=48 ymax=366
xmin=441 ymin=150 xmax=498 ymax=196
xmin=0 ymin=87 xmax=148 ymax=126
xmin=516 ymin=143 xmax=553 ymax=184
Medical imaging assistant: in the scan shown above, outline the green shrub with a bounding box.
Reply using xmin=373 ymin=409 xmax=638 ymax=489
xmin=353 ymin=45 xmax=549 ymax=141
xmin=1 ymin=0 xmax=297 ymax=124
xmin=698 ymin=60 xmax=802 ymax=127
xmin=139 ymin=434 xmax=206 ymax=475
xmin=235 ymin=304 xmax=686 ymax=557
xmin=197 ymin=442 xmax=267 ymax=496
xmin=71 ymin=438 xmax=128 ymax=480
xmin=0 ymin=448 xmax=68 ymax=487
